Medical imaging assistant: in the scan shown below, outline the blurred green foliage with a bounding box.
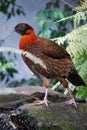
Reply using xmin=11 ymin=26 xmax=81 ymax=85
xmin=37 ymin=1 xmax=72 ymax=39
xmin=75 ymin=50 xmax=87 ymax=100
xmin=0 ymin=52 xmax=18 ymax=83
xmin=0 ymin=0 xmax=25 ymax=84
xmin=0 ymin=0 xmax=25 ymax=19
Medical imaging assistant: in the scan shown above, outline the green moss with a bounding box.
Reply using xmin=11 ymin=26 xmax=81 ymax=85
xmin=78 ymin=104 xmax=87 ymax=113
xmin=39 ymin=123 xmax=77 ymax=130
xmin=36 ymin=111 xmax=53 ymax=120
xmin=39 ymin=126 xmax=62 ymax=130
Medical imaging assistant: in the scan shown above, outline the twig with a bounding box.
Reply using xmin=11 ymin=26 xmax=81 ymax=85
xmin=53 ymin=11 xmax=87 ymax=24
xmin=60 ymin=0 xmax=75 ymax=9
xmin=60 ymin=0 xmax=85 ymax=12
xmin=53 ymin=15 xmax=74 ymax=24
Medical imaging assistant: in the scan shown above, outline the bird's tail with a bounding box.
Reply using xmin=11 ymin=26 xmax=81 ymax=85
xmin=68 ymin=69 xmax=85 ymax=86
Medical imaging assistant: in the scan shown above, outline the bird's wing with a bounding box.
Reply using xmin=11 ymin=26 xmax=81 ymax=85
xmin=38 ymin=38 xmax=70 ymax=59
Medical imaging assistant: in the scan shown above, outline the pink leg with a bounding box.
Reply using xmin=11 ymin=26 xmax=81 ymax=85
xmin=65 ymin=98 xmax=77 ymax=108
xmin=65 ymin=88 xmax=77 ymax=108
xmin=35 ymin=88 xmax=49 ymax=106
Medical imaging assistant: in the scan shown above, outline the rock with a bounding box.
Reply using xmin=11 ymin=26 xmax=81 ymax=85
xmin=0 ymin=86 xmax=87 ymax=130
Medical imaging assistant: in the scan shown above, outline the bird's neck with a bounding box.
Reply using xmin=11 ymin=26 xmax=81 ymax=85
xmin=28 ymin=30 xmax=37 ymax=40
xmin=19 ymin=30 xmax=37 ymax=50
xmin=22 ymin=30 xmax=37 ymax=41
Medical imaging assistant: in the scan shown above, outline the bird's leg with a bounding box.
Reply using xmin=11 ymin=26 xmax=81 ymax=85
xmin=65 ymin=88 xmax=77 ymax=108
xmin=57 ymin=78 xmax=77 ymax=108
xmin=35 ymin=76 xmax=50 ymax=106
xmin=36 ymin=88 xmax=49 ymax=106
xmin=44 ymin=88 xmax=48 ymax=100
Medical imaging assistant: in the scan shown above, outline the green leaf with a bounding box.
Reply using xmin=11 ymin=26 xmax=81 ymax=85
xmin=0 ymin=5 xmax=7 ymax=14
xmin=38 ymin=20 xmax=46 ymax=28
xmin=44 ymin=9 xmax=51 ymax=19
xmin=7 ymin=12 xmax=11 ymax=19
xmin=53 ymin=10 xmax=64 ymax=19
xmin=37 ymin=11 xmax=44 ymax=19
xmin=16 ymin=9 xmax=21 ymax=15
xmin=7 ymin=68 xmax=18 ymax=78
xmin=46 ymin=2 xmax=53 ymax=9
xmin=39 ymin=28 xmax=51 ymax=38
xmin=11 ymin=0 xmax=15 ymax=4
xmin=50 ymin=24 xmax=58 ymax=31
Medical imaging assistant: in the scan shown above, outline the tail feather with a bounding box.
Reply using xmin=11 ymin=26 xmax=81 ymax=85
xmin=68 ymin=69 xmax=85 ymax=86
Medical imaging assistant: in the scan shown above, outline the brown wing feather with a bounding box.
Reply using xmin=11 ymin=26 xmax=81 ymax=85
xmin=37 ymin=37 xmax=70 ymax=59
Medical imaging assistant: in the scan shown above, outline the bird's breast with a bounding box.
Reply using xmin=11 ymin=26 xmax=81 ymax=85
xmin=19 ymin=35 xmax=39 ymax=50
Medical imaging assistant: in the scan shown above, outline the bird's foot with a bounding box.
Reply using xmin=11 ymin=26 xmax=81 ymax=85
xmin=35 ymin=99 xmax=49 ymax=107
xmin=65 ymin=98 xmax=77 ymax=109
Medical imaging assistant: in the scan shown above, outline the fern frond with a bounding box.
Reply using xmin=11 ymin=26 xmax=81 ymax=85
xmin=73 ymin=11 xmax=87 ymax=28
xmin=66 ymin=24 xmax=87 ymax=55
xmin=75 ymin=0 xmax=87 ymax=11
xmin=54 ymin=24 xmax=87 ymax=56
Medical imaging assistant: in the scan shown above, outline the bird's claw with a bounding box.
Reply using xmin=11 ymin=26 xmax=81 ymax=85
xmin=65 ymin=98 xmax=77 ymax=109
xmin=35 ymin=99 xmax=49 ymax=107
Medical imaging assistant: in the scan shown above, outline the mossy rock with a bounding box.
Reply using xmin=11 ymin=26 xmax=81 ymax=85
xmin=0 ymin=87 xmax=87 ymax=130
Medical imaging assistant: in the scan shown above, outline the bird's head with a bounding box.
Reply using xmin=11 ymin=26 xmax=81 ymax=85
xmin=15 ymin=23 xmax=33 ymax=35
